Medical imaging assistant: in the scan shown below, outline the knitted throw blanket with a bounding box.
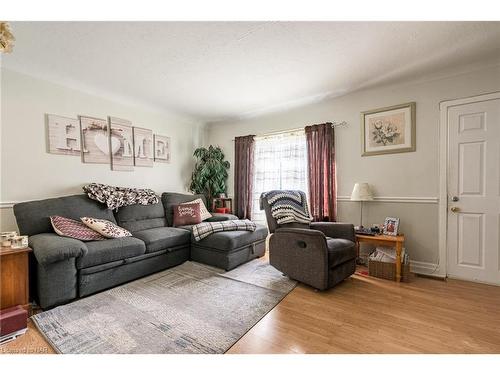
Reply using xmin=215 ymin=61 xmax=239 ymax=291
xmin=83 ymin=183 xmax=159 ymax=210
xmin=260 ymin=190 xmax=313 ymax=225
xmin=192 ymin=219 xmax=256 ymax=241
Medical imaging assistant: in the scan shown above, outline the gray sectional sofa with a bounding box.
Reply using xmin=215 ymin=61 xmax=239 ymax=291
xmin=13 ymin=192 xmax=268 ymax=309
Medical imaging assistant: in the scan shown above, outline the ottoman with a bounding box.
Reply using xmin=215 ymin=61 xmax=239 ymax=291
xmin=190 ymin=224 xmax=268 ymax=270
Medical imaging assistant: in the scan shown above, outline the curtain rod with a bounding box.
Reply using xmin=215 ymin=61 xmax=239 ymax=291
xmin=231 ymin=121 xmax=347 ymax=141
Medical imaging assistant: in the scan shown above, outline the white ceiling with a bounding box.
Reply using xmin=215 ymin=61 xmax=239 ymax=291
xmin=4 ymin=22 xmax=500 ymax=123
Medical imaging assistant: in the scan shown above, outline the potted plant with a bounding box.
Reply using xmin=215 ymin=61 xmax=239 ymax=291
xmin=189 ymin=145 xmax=230 ymax=206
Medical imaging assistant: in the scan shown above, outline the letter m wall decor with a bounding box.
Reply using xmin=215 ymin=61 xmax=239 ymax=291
xmin=133 ymin=127 xmax=153 ymax=167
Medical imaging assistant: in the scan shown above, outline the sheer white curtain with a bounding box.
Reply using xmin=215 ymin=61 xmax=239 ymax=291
xmin=251 ymin=130 xmax=308 ymax=224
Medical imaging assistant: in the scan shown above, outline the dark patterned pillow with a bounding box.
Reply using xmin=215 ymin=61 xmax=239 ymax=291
xmin=80 ymin=217 xmax=132 ymax=238
xmin=50 ymin=216 xmax=106 ymax=241
xmin=173 ymin=203 xmax=202 ymax=227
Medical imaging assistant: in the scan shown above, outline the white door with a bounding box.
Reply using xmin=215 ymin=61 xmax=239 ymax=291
xmin=447 ymin=96 xmax=500 ymax=284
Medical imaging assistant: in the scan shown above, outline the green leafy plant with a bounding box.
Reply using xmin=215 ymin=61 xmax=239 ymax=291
xmin=189 ymin=145 xmax=230 ymax=204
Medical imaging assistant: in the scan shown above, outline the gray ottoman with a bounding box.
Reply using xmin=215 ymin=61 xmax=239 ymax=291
xmin=190 ymin=224 xmax=268 ymax=270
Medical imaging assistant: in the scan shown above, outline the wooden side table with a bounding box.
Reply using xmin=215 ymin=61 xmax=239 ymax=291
xmin=0 ymin=246 xmax=32 ymax=311
xmin=211 ymin=197 xmax=233 ymax=214
xmin=355 ymin=234 xmax=405 ymax=282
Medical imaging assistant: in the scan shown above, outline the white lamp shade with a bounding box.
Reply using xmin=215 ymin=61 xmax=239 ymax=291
xmin=350 ymin=183 xmax=373 ymax=201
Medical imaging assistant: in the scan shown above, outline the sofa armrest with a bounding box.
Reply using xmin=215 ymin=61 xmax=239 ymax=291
xmin=270 ymin=228 xmax=329 ymax=290
xmin=205 ymin=213 xmax=239 ymax=222
xmin=29 ymin=233 xmax=88 ymax=265
xmin=310 ymin=222 xmax=355 ymax=242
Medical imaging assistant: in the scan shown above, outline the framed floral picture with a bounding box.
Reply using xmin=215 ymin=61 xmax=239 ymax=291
xmin=383 ymin=217 xmax=400 ymax=236
xmin=361 ymin=102 xmax=416 ymax=156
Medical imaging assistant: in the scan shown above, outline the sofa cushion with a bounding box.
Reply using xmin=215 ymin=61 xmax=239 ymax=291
xmin=161 ymin=192 xmax=207 ymax=226
xmin=132 ymin=227 xmax=191 ymax=253
xmin=193 ymin=224 xmax=268 ymax=252
xmin=76 ymin=237 xmax=146 ymax=269
xmin=114 ymin=201 xmax=167 ymax=232
xmin=14 ymin=194 xmax=116 ymax=236
xmin=173 ymin=203 xmax=202 ymax=227
xmin=50 ymin=215 xmax=106 ymax=241
xmin=326 ymin=238 xmax=356 ymax=268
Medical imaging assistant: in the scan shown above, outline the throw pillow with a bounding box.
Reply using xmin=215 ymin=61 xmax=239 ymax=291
xmin=182 ymin=198 xmax=212 ymax=221
xmin=80 ymin=217 xmax=132 ymax=238
xmin=173 ymin=202 xmax=202 ymax=227
xmin=50 ymin=216 xmax=106 ymax=241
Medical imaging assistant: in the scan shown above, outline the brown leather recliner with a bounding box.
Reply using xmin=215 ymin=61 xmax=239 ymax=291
xmin=261 ymin=196 xmax=357 ymax=290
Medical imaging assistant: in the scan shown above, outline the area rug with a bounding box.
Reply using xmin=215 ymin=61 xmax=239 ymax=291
xmin=31 ymin=259 xmax=296 ymax=354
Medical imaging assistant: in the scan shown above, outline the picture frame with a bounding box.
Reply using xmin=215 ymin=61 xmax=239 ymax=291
xmin=383 ymin=217 xmax=400 ymax=236
xmin=361 ymin=102 xmax=416 ymax=156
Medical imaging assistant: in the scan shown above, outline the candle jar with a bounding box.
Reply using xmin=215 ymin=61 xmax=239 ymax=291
xmin=10 ymin=235 xmax=28 ymax=249
xmin=1 ymin=231 xmax=17 ymax=247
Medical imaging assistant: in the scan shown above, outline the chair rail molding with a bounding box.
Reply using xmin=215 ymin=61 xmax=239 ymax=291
xmin=0 ymin=201 xmax=17 ymax=209
xmin=337 ymin=196 xmax=438 ymax=204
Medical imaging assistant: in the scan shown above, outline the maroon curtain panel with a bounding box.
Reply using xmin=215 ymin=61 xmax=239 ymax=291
xmin=234 ymin=135 xmax=255 ymax=220
xmin=305 ymin=123 xmax=337 ymax=222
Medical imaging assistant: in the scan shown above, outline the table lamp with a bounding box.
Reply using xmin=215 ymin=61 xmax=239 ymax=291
xmin=350 ymin=182 xmax=373 ymax=229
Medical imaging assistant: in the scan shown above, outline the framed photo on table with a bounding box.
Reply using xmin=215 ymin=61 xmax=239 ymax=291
xmin=383 ymin=217 xmax=400 ymax=236
xmin=361 ymin=102 xmax=416 ymax=156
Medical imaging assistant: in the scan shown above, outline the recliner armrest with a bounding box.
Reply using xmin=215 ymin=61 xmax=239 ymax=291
xmin=29 ymin=233 xmax=88 ymax=265
xmin=310 ymin=222 xmax=355 ymax=242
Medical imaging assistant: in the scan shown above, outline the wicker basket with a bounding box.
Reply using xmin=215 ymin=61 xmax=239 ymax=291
xmin=368 ymin=258 xmax=410 ymax=282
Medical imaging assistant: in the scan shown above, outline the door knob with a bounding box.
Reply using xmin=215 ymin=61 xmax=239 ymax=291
xmin=450 ymin=206 xmax=460 ymax=213
xmin=451 ymin=196 xmax=459 ymax=202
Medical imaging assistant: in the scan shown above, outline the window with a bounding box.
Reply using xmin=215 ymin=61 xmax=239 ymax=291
xmin=251 ymin=130 xmax=308 ymax=223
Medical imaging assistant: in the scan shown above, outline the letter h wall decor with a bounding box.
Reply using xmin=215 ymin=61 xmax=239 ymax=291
xmin=46 ymin=113 xmax=171 ymax=171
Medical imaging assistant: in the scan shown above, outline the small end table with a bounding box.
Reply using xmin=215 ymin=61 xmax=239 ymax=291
xmin=211 ymin=197 xmax=233 ymax=214
xmin=0 ymin=246 xmax=32 ymax=311
xmin=355 ymin=234 xmax=405 ymax=282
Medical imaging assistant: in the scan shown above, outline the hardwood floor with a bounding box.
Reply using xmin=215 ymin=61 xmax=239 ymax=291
xmin=2 ymin=268 xmax=500 ymax=354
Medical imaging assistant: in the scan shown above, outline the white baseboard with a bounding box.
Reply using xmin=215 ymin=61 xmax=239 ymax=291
xmin=410 ymin=260 xmax=445 ymax=278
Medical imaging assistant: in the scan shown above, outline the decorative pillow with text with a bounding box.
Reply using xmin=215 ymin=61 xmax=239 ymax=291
xmin=80 ymin=217 xmax=132 ymax=238
xmin=173 ymin=202 xmax=202 ymax=227
xmin=182 ymin=198 xmax=212 ymax=221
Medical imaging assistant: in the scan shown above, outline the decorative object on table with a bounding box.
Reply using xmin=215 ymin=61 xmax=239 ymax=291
xmin=218 ymin=193 xmax=227 ymax=198
xmin=80 ymin=116 xmax=110 ymax=164
xmin=50 ymin=216 xmax=106 ymax=241
xmin=0 ymin=306 xmax=28 ymax=344
xmin=46 ymin=114 xmax=82 ymax=156
xmin=383 ymin=217 xmax=400 ymax=236
xmin=190 ymin=145 xmax=230 ymax=205
xmin=82 ymin=183 xmax=159 ymax=210
xmin=361 ymin=102 xmax=416 ymax=156
xmin=154 ymin=134 xmax=171 ymax=163
xmin=212 ymin=197 xmax=233 ymax=214
xmin=109 ymin=117 xmax=134 ymax=171
xmin=80 ymin=217 xmax=132 ymax=238
xmin=181 ymin=198 xmax=212 ymax=221
xmin=0 ymin=22 xmax=15 ymax=54
xmin=132 ymin=127 xmax=153 ymax=167
xmin=0 ymin=246 xmax=32 ymax=311
xmin=0 ymin=231 xmax=17 ymax=247
xmin=10 ymin=236 xmax=29 ymax=249
xmin=350 ymin=182 xmax=373 ymax=229
xmin=173 ymin=202 xmax=202 ymax=227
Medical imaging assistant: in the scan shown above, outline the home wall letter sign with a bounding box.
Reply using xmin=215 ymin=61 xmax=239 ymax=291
xmin=80 ymin=116 xmax=110 ymax=164
xmin=109 ymin=117 xmax=134 ymax=171
xmin=154 ymin=134 xmax=171 ymax=163
xmin=133 ymin=127 xmax=153 ymax=167
xmin=47 ymin=114 xmax=81 ymax=156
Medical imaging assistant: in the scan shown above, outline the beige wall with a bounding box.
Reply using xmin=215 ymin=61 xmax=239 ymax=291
xmin=206 ymin=63 xmax=500 ymax=270
xmin=0 ymin=69 xmax=204 ymax=231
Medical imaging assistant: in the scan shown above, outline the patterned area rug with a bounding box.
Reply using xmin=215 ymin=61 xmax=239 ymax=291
xmin=32 ymin=259 xmax=296 ymax=354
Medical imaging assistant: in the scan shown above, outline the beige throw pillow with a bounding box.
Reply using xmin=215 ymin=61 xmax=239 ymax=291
xmin=182 ymin=198 xmax=212 ymax=221
xmin=80 ymin=217 xmax=132 ymax=238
